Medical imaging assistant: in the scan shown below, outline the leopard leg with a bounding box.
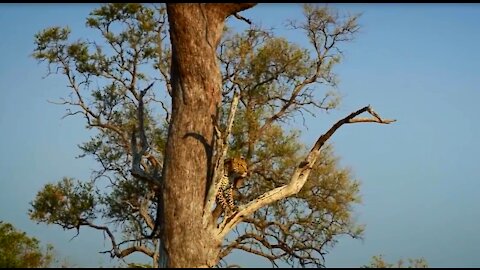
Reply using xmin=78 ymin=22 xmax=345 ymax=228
xmin=217 ymin=192 xmax=230 ymax=214
xmin=226 ymin=187 xmax=237 ymax=212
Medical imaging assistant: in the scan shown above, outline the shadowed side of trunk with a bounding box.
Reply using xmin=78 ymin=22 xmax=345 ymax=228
xmin=160 ymin=3 xmax=256 ymax=267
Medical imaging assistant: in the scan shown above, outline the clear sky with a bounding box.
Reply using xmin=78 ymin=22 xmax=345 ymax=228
xmin=1 ymin=3 xmax=480 ymax=268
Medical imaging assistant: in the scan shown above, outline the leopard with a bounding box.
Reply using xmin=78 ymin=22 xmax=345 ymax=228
xmin=216 ymin=156 xmax=248 ymax=214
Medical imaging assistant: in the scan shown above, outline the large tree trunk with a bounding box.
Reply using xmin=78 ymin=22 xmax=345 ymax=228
xmin=161 ymin=3 xmax=255 ymax=268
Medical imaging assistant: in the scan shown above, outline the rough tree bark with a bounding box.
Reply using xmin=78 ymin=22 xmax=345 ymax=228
xmin=160 ymin=3 xmax=256 ymax=268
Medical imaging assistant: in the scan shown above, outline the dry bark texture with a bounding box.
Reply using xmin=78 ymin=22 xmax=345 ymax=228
xmin=161 ymin=3 xmax=256 ymax=267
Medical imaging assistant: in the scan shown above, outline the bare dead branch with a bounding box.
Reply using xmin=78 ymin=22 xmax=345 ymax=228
xmin=233 ymin=13 xmax=252 ymax=25
xmin=130 ymin=132 xmax=159 ymax=190
xmin=138 ymin=83 xmax=153 ymax=155
xmin=203 ymin=90 xmax=241 ymax=227
xmin=217 ymin=105 xmax=395 ymax=238
xmin=214 ymin=3 xmax=257 ymax=18
xmin=348 ymin=118 xmax=396 ymax=124
xmin=130 ymin=82 xmax=162 ymax=190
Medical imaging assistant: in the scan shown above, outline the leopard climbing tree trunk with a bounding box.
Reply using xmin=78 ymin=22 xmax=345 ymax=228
xmin=161 ymin=3 xmax=256 ymax=268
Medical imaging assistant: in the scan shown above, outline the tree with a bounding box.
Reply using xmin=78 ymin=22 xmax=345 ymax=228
xmin=363 ymin=255 xmax=429 ymax=268
xmin=30 ymin=3 xmax=395 ymax=268
xmin=0 ymin=221 xmax=55 ymax=268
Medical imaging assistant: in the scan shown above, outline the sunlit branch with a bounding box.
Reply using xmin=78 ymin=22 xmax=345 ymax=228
xmin=217 ymin=105 xmax=395 ymax=238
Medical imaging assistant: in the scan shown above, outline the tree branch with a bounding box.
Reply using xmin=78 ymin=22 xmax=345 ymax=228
xmin=130 ymin=82 xmax=161 ymax=189
xmin=214 ymin=3 xmax=257 ymax=18
xmin=249 ymin=8 xmax=360 ymax=144
xmin=217 ymin=105 xmax=395 ymax=238
xmin=203 ymin=91 xmax=241 ymax=227
xmin=84 ymin=219 xmax=156 ymax=259
xmin=139 ymin=196 xmax=155 ymax=230
xmin=233 ymin=13 xmax=252 ymax=25
xmin=118 ymin=245 xmax=155 ymax=258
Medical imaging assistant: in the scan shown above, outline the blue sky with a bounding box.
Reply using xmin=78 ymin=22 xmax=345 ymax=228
xmin=1 ymin=3 xmax=480 ymax=268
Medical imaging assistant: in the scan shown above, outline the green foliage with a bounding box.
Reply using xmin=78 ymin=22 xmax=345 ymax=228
xmin=29 ymin=178 xmax=96 ymax=229
xmin=363 ymin=255 xmax=429 ymax=268
xmin=0 ymin=221 xmax=54 ymax=268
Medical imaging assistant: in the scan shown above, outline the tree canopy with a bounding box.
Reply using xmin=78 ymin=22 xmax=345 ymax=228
xmin=0 ymin=221 xmax=55 ymax=268
xmin=30 ymin=3 xmax=395 ymax=267
xmin=363 ymin=255 xmax=429 ymax=268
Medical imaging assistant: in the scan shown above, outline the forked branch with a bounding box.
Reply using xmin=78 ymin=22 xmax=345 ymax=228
xmin=130 ymin=82 xmax=161 ymax=189
xmin=82 ymin=220 xmax=155 ymax=259
xmin=217 ymin=105 xmax=395 ymax=238
xmin=203 ymin=91 xmax=241 ymax=226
